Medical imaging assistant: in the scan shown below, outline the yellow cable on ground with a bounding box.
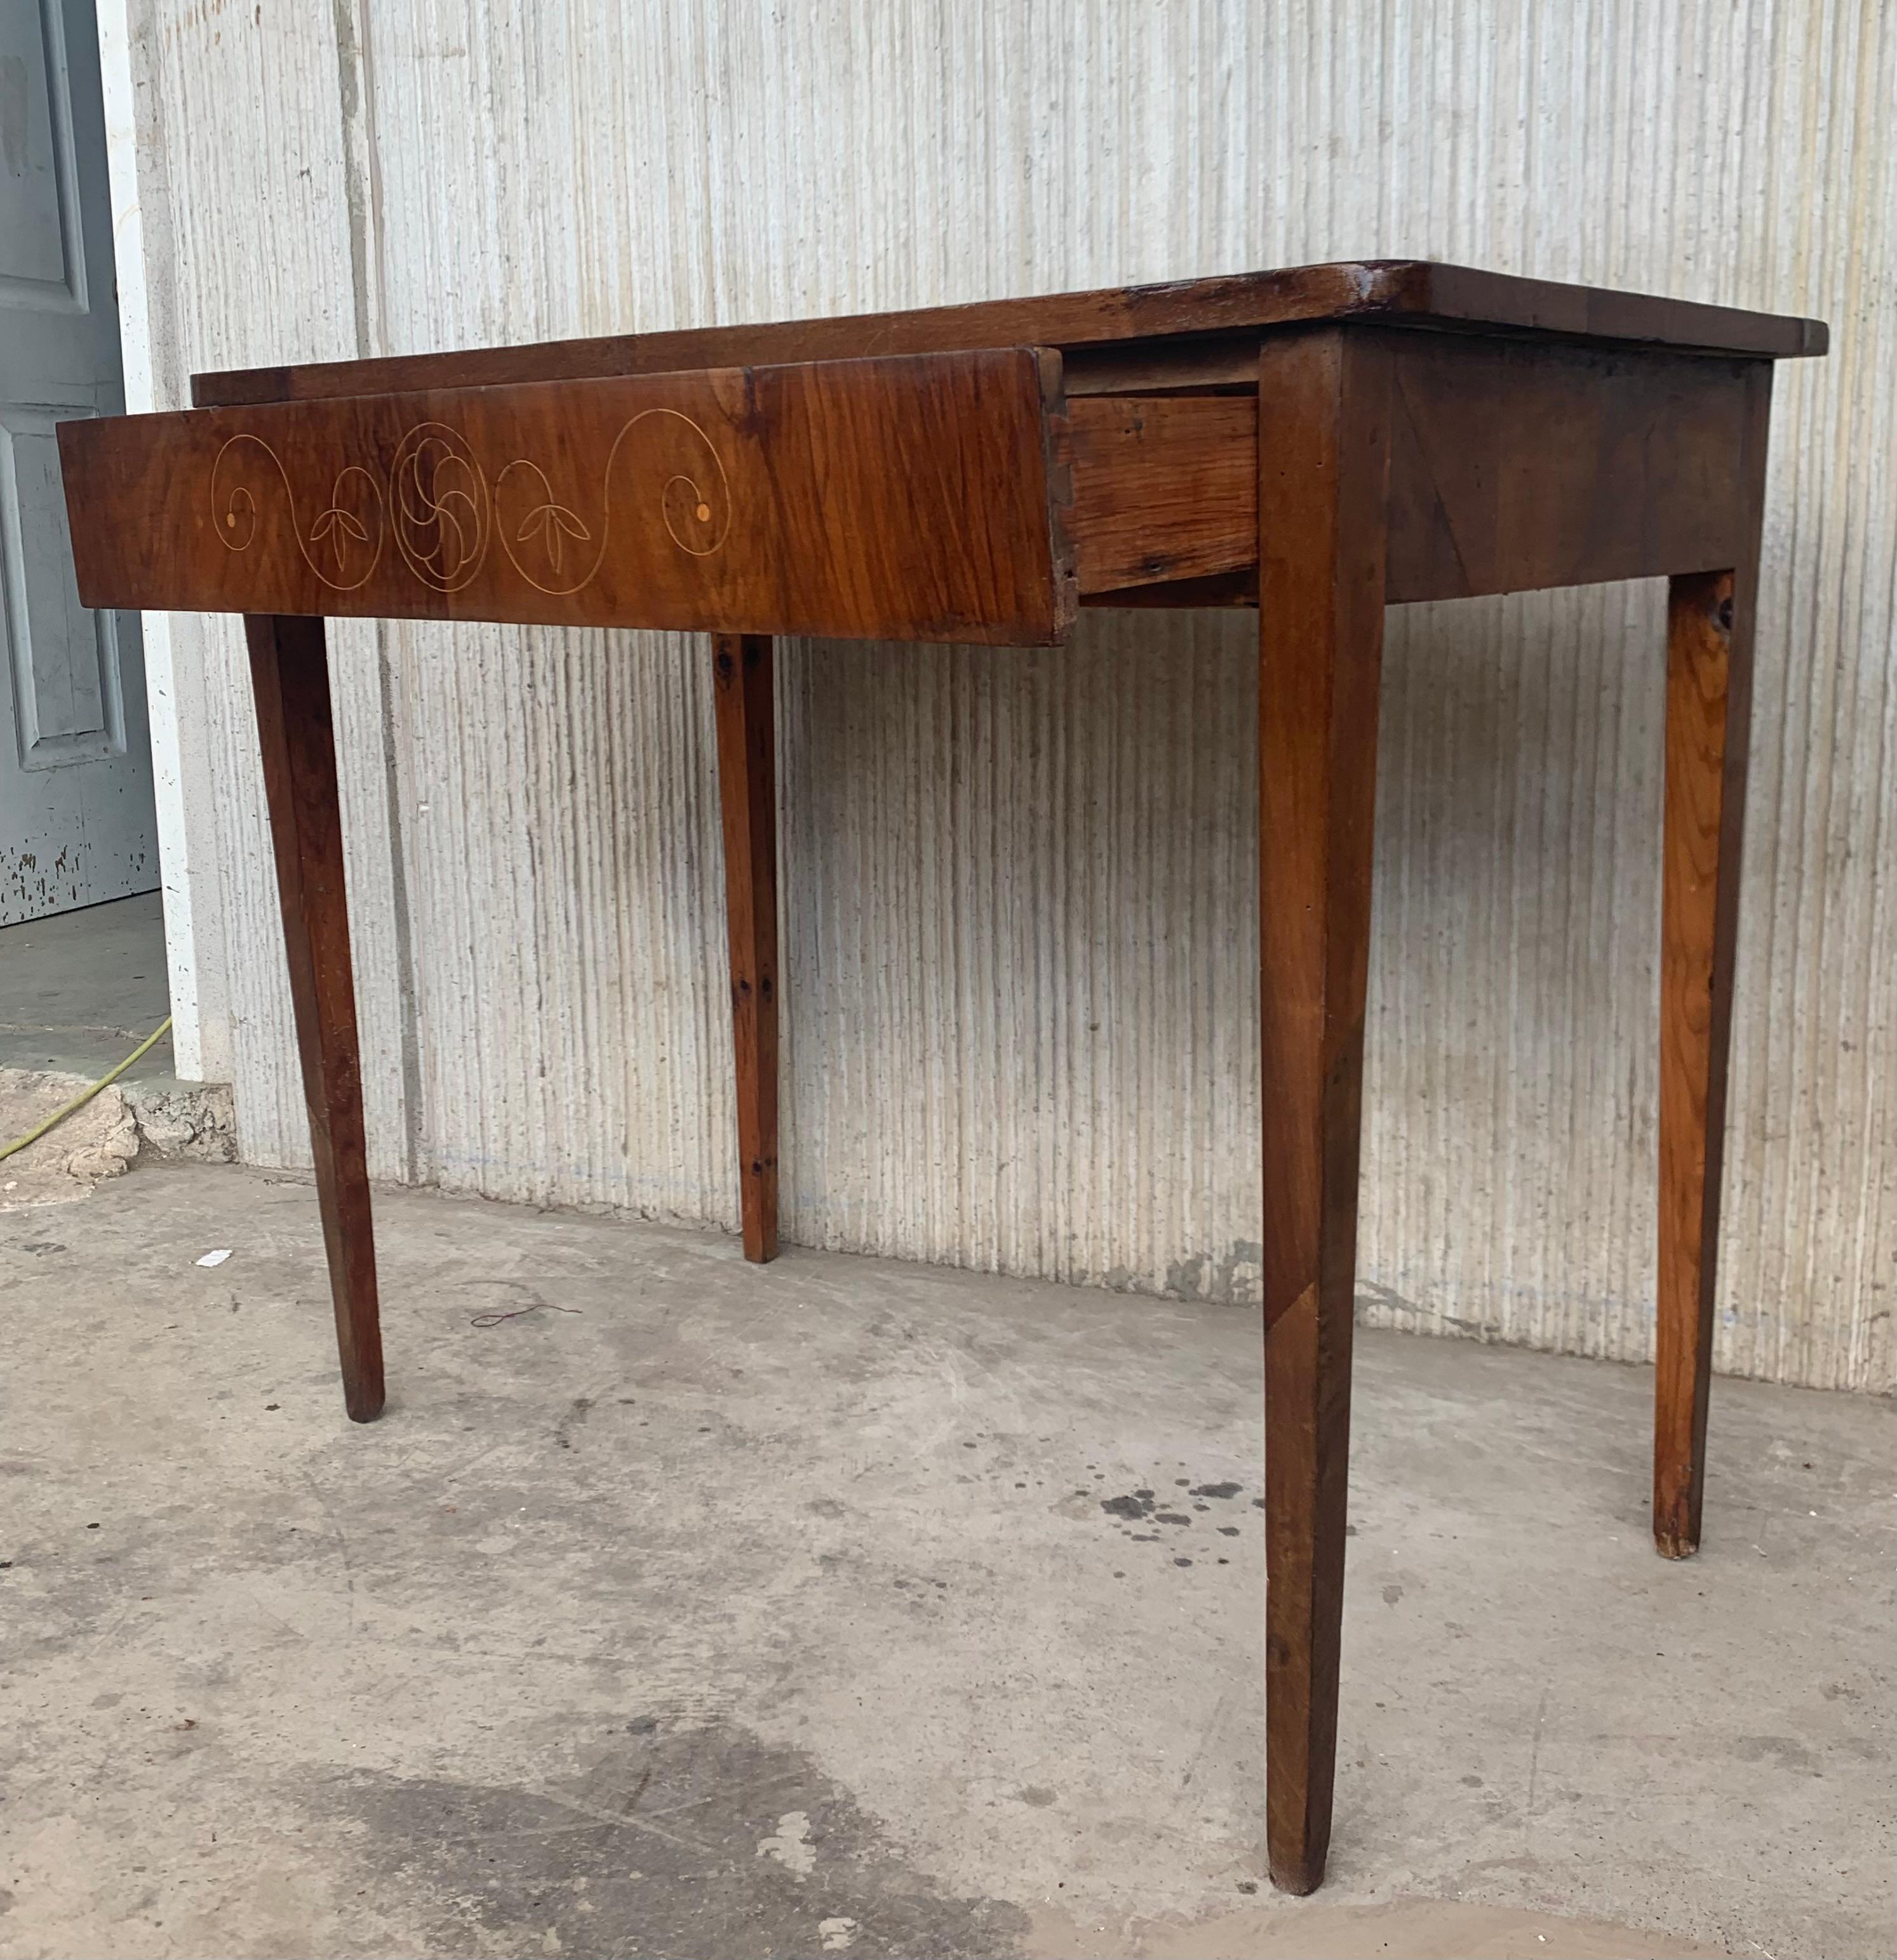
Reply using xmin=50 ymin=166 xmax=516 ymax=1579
xmin=0 ymin=1015 xmax=174 ymax=1163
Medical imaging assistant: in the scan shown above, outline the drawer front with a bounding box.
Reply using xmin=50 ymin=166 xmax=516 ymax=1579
xmin=59 ymin=348 xmax=1076 ymax=646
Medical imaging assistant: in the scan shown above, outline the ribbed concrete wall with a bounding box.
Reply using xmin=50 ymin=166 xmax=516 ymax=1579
xmin=119 ymin=0 xmax=1893 ymax=1390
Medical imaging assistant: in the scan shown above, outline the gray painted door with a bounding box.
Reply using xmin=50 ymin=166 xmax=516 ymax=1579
xmin=0 ymin=0 xmax=152 ymax=924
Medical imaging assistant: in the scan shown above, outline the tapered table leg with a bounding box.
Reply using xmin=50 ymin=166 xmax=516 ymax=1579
xmin=1655 ymin=573 xmax=1754 ymax=1553
xmin=711 ymin=633 xmax=781 ymax=1262
xmin=245 ymin=614 xmax=384 ymax=1422
xmin=1656 ymin=570 xmax=1740 ymax=1554
xmin=1652 ymin=372 xmax=1772 ymax=1559
xmin=1256 ymin=328 xmax=1393 ymax=1894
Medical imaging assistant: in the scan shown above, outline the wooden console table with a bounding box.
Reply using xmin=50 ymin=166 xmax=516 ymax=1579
xmin=59 ymin=260 xmax=1825 ymax=1893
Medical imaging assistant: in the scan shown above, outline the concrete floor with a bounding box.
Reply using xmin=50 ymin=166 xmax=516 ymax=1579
xmin=1 ymin=1164 xmax=1890 ymax=1960
xmin=0 ymin=892 xmax=173 ymax=1081
xmin=1 ymin=896 xmax=232 ymax=1178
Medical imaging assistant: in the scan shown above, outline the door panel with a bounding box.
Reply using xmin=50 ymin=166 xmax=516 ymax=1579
xmin=0 ymin=0 xmax=73 ymax=298
xmin=3 ymin=403 xmax=128 ymax=763
xmin=0 ymin=0 xmax=152 ymax=923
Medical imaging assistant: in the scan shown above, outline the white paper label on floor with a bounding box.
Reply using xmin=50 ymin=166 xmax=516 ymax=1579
xmin=195 ymin=1249 xmax=232 ymax=1267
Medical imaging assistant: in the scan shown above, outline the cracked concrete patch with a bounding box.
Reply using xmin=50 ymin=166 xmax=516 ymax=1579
xmin=120 ymin=1078 xmax=236 ymax=1163
xmin=0 ymin=1070 xmax=235 ymax=1213
xmin=0 ymin=1070 xmax=138 ymax=1208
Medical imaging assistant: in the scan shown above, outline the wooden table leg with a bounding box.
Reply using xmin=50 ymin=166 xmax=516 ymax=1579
xmin=1656 ymin=570 xmax=1740 ymax=1554
xmin=245 ymin=614 xmax=384 ymax=1422
xmin=1653 ymin=373 xmax=1772 ymax=1559
xmin=711 ymin=632 xmax=781 ymax=1262
xmin=1257 ymin=328 xmax=1393 ymax=1893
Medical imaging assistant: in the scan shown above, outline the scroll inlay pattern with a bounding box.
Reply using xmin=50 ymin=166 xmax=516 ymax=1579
xmin=211 ymin=411 xmax=733 ymax=596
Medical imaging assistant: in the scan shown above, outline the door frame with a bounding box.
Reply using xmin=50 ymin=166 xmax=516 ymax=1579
xmin=95 ymin=0 xmax=220 ymax=1080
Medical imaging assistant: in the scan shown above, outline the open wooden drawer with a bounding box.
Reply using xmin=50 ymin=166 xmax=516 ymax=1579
xmin=59 ymin=345 xmax=1259 ymax=646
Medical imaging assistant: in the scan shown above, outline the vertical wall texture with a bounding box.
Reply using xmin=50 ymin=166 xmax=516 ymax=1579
xmin=120 ymin=1 xmax=1892 ymax=1390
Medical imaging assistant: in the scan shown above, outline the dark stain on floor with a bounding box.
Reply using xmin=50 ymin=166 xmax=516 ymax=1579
xmin=307 ymin=1719 xmax=1028 ymax=1958
xmin=1101 ymin=1480 xmax=1249 ymax=1537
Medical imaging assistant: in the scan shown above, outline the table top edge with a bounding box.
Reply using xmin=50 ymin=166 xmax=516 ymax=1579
xmin=189 ymin=259 xmax=1828 ymax=409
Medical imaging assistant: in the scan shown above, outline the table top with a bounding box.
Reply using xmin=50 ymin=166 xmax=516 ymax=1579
xmin=193 ymin=259 xmax=1828 ymax=409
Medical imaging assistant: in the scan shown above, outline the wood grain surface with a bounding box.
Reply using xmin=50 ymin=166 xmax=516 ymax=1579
xmin=1383 ymin=335 xmax=1763 ymax=601
xmin=1657 ymin=571 xmax=1739 ymax=1555
xmin=1067 ymin=394 xmax=1257 ymax=593
xmin=189 ymin=259 xmax=1825 ymax=410
xmin=245 ymin=614 xmax=384 ymax=1423
xmin=713 ymin=633 xmax=781 ymax=1265
xmin=1654 ymin=363 xmax=1773 ymax=1557
xmin=60 ymin=350 xmax=1077 ymax=644
xmin=1257 ymin=326 xmax=1393 ymax=1897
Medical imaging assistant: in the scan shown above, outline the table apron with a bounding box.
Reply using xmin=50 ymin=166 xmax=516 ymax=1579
xmin=1073 ymin=332 xmax=1769 ymax=608
xmin=60 ymin=329 xmax=1769 ymax=635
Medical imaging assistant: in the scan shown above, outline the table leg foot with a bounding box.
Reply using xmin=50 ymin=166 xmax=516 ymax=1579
xmin=1264 ymin=1281 xmax=1356 ymax=1896
xmin=245 ymin=614 xmax=384 ymax=1423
